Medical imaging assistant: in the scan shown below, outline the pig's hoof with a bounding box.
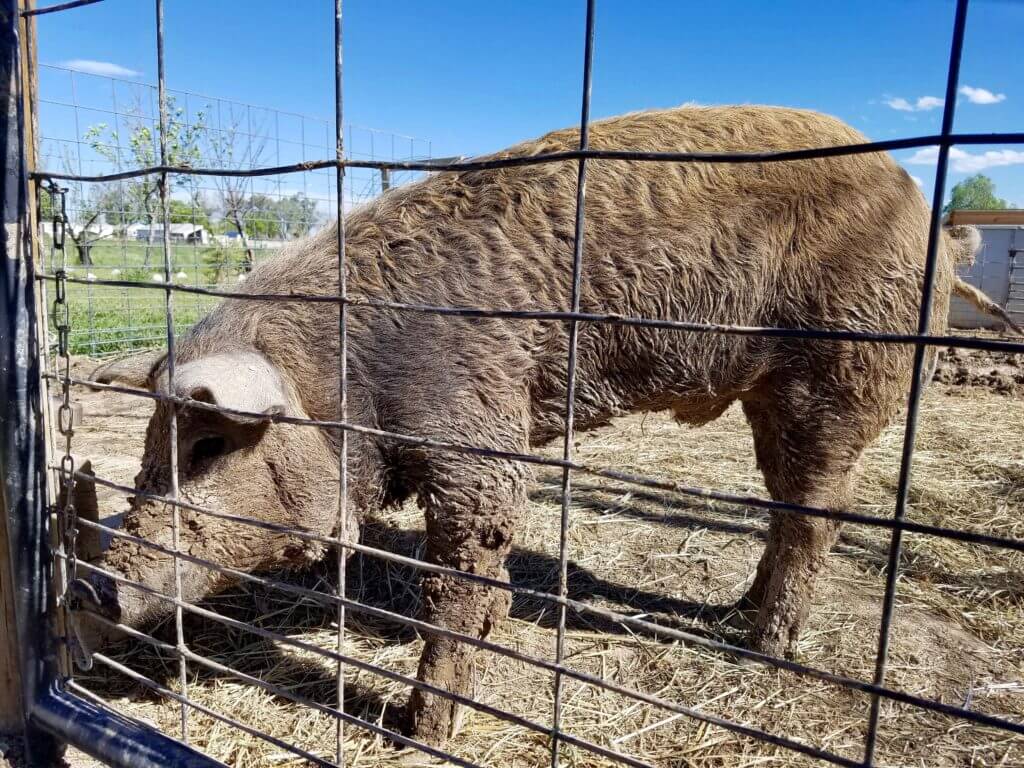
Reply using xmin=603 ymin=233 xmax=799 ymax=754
xmin=721 ymin=596 xmax=758 ymax=633
xmin=746 ymin=621 xmax=796 ymax=662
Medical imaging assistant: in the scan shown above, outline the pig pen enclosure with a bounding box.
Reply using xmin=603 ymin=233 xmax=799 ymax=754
xmin=2 ymin=1 xmax=1024 ymax=768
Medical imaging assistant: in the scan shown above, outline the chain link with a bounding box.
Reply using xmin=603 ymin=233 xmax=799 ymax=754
xmin=45 ymin=179 xmax=79 ymax=613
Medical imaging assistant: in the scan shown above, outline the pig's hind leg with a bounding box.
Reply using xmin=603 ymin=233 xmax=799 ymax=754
xmin=735 ymin=365 xmax=885 ymax=658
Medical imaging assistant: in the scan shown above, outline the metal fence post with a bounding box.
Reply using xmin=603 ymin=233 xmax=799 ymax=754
xmin=1 ymin=0 xmax=65 ymax=762
xmin=4 ymin=5 xmax=226 ymax=767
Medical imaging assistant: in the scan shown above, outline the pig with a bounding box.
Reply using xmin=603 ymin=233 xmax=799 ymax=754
xmin=76 ymin=105 xmax=1008 ymax=748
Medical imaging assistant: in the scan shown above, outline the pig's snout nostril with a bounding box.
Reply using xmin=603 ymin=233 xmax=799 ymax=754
xmin=69 ymin=577 xmax=101 ymax=608
xmin=69 ymin=575 xmax=121 ymax=622
xmin=66 ymin=574 xmax=122 ymax=672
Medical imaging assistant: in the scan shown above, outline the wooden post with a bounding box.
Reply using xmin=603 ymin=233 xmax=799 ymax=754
xmin=1 ymin=0 xmax=43 ymax=744
xmin=0 ymin=0 xmax=29 ymax=738
xmin=0 ymin=482 xmax=24 ymax=737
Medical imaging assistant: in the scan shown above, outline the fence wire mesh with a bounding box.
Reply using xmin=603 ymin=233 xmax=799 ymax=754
xmin=19 ymin=0 xmax=1024 ymax=766
xmin=36 ymin=62 xmax=431 ymax=357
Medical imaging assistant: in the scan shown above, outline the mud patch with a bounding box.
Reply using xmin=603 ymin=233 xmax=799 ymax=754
xmin=934 ymin=334 xmax=1023 ymax=398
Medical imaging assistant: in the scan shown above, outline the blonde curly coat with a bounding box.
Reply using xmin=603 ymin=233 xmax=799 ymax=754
xmin=88 ymin=105 xmax=984 ymax=747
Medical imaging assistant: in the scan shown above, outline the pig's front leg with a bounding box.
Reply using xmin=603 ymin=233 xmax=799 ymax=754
xmin=405 ymin=451 xmax=526 ymax=747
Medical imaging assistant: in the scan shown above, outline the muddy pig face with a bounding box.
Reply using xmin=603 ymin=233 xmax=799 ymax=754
xmin=74 ymin=349 xmax=350 ymax=654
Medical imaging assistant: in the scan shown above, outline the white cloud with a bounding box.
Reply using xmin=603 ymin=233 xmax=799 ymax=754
xmin=884 ymin=95 xmax=944 ymax=112
xmin=915 ymin=96 xmax=944 ymax=110
xmin=906 ymin=145 xmax=1024 ymax=172
xmin=959 ymin=85 xmax=1006 ymax=105
xmin=885 ymin=97 xmax=915 ymax=112
xmin=910 ymin=175 xmax=924 ymax=187
xmin=59 ymin=59 xmax=141 ymax=78
xmin=907 ymin=147 xmax=941 ymax=165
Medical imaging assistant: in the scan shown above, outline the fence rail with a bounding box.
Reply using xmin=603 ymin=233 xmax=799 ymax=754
xmin=2 ymin=0 xmax=1023 ymax=767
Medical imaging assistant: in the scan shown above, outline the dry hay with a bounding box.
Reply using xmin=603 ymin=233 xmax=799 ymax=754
xmin=56 ymin=349 xmax=1023 ymax=768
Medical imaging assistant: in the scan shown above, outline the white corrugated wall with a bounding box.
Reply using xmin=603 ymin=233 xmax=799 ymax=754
xmin=948 ymin=225 xmax=1022 ymax=330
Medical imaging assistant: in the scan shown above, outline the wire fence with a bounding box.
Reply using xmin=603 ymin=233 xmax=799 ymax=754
xmin=18 ymin=0 xmax=1024 ymax=766
xmin=36 ymin=62 xmax=432 ymax=356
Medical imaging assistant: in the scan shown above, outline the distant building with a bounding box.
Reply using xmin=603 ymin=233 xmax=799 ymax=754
xmin=128 ymin=223 xmax=208 ymax=245
xmin=945 ymin=209 xmax=1024 ymax=330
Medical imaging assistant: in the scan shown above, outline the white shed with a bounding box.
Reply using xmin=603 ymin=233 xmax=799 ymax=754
xmin=946 ymin=210 xmax=1024 ymax=331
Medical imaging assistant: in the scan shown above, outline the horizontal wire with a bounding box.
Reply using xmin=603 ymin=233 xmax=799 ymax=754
xmin=68 ymin=556 xmax=856 ymax=767
xmin=26 ymin=131 xmax=1024 ymax=183
xmin=181 ymin=652 xmax=485 ymax=768
xmin=64 ymin=523 xmax=1024 ymax=747
xmin=68 ymin=589 xmax=490 ymax=768
xmin=71 ymin=594 xmax=651 ymax=768
xmin=37 ymin=5 xmax=1023 ymax=766
xmin=72 ymin=467 xmax=1024 ymax=696
xmin=51 ymin=376 xmax=1024 ymax=556
xmin=83 ymin=647 xmax=480 ymax=768
xmin=66 ymin=657 xmax=334 ymax=768
xmin=21 ymin=0 xmax=103 ymax=16
xmin=67 ymin=567 xmax=485 ymax=767
xmin=35 ymin=272 xmax=1024 ymax=355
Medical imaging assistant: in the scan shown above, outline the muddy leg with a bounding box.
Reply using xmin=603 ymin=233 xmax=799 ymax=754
xmin=747 ymin=510 xmax=844 ymax=656
xmin=406 ymin=454 xmax=525 ymax=747
xmin=728 ymin=515 xmax=781 ymax=631
xmin=740 ymin=397 xmax=861 ymax=657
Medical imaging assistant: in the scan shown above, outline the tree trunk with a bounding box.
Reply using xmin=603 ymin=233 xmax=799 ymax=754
xmin=76 ymin=242 xmax=93 ymax=266
xmin=66 ymin=230 xmax=93 ymax=266
xmin=231 ymin=212 xmax=254 ymax=273
xmin=144 ymin=210 xmax=155 ymax=267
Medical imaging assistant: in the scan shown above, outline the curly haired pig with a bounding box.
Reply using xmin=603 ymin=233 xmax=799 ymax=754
xmin=80 ymin=105 xmax=994 ymax=747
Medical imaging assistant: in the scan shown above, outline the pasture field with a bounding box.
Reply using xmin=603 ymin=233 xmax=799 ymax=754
xmin=53 ymin=346 xmax=1023 ymax=768
xmin=41 ymin=240 xmax=273 ymax=356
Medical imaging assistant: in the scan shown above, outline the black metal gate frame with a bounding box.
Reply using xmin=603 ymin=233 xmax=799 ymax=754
xmin=4 ymin=0 xmax=1024 ymax=766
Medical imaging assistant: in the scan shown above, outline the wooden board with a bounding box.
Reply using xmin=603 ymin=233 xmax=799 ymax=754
xmin=946 ymin=209 xmax=1024 ymax=226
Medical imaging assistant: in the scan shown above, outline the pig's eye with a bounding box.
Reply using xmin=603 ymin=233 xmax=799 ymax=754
xmin=189 ymin=436 xmax=228 ymax=471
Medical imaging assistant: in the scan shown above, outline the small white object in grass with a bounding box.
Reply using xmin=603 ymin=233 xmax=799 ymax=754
xmin=237 ymin=273 xmax=247 ymax=282
xmin=111 ymin=268 xmax=121 ymax=276
xmin=86 ymin=273 xmax=97 ymax=281
xmin=176 ymin=270 xmax=188 ymax=280
xmin=151 ymin=273 xmax=164 ymax=283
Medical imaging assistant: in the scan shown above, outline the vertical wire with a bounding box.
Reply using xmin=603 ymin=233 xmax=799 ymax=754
xmin=333 ymin=0 xmax=349 ymax=764
xmin=68 ymin=70 xmax=85 ymax=351
xmin=550 ymin=1 xmax=596 ymax=765
xmin=110 ymin=77 xmax=133 ymax=344
xmin=862 ymin=0 xmax=969 ymax=763
xmin=155 ymin=0 xmax=189 ymax=743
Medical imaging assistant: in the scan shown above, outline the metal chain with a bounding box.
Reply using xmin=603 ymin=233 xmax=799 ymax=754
xmin=47 ymin=180 xmax=78 ymax=611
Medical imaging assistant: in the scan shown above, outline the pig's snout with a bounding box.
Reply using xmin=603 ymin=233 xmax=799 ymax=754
xmin=70 ymin=572 xmax=121 ymax=622
xmin=66 ymin=572 xmax=123 ymax=670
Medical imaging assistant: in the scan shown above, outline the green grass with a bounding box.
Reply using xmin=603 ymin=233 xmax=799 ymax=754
xmin=43 ymin=239 xmax=271 ymax=357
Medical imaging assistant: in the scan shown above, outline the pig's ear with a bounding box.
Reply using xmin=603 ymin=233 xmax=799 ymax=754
xmin=169 ymin=351 xmax=288 ymax=425
xmin=89 ymin=350 xmax=166 ymax=389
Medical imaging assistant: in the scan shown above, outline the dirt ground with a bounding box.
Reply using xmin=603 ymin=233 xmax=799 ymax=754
xmin=33 ymin=344 xmax=1024 ymax=767
xmin=934 ymin=342 xmax=1024 ymax=398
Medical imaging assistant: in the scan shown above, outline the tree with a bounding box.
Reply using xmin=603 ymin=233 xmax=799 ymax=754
xmin=206 ymin=113 xmax=267 ymax=272
xmin=944 ymin=174 xmax=1009 ymax=214
xmin=38 ymin=183 xmax=120 ymax=266
xmin=273 ymin=193 xmax=319 ymax=238
xmin=168 ymin=196 xmax=212 ymax=231
xmin=236 ymin=192 xmax=319 ymax=240
xmin=67 ymin=186 xmax=122 ymax=266
xmin=85 ymin=96 xmax=206 ymax=264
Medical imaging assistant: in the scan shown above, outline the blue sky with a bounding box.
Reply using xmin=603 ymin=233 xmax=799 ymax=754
xmin=34 ymin=0 xmax=1024 ymax=208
